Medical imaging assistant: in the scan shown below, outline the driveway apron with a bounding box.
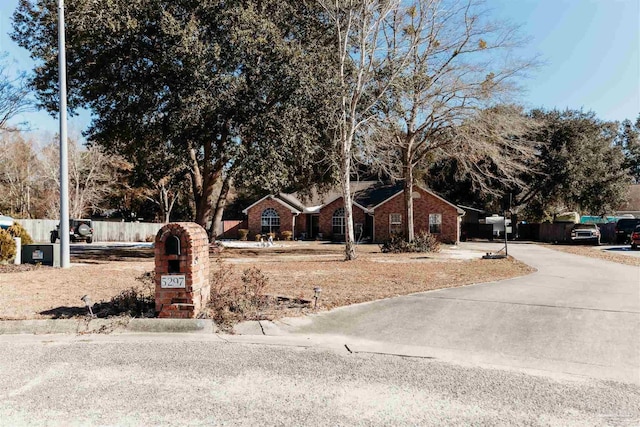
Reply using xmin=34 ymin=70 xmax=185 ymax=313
xmin=280 ymin=243 xmax=640 ymax=384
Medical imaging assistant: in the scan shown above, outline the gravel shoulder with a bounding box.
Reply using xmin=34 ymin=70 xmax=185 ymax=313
xmin=543 ymin=244 xmax=640 ymax=266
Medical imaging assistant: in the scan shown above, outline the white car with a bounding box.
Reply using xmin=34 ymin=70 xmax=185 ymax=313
xmin=0 ymin=213 xmax=14 ymax=230
xmin=570 ymin=223 xmax=600 ymax=245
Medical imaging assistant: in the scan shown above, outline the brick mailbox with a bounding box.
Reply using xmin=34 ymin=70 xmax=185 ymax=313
xmin=155 ymin=223 xmax=210 ymax=318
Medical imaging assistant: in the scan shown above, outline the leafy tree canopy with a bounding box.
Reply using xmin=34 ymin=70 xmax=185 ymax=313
xmin=12 ymin=0 xmax=336 ymax=227
xmin=431 ymin=109 xmax=631 ymax=221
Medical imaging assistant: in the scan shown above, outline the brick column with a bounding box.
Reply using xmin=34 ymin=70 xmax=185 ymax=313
xmin=155 ymin=223 xmax=210 ymax=318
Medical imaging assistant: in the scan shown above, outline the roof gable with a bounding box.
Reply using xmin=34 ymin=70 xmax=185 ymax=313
xmin=241 ymin=195 xmax=301 ymax=215
xmin=243 ymin=181 xmax=462 ymax=215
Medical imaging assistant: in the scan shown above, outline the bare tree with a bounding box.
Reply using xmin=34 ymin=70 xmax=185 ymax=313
xmin=40 ymin=136 xmax=124 ymax=218
xmin=144 ymin=173 xmax=188 ymax=224
xmin=0 ymin=57 xmax=32 ymax=133
xmin=0 ymin=132 xmax=40 ymax=217
xmin=372 ymin=0 xmax=539 ymax=241
xmin=319 ymin=0 xmax=422 ymax=260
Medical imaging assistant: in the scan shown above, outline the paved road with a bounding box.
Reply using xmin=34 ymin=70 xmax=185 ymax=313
xmin=1 ymin=333 xmax=638 ymax=426
xmin=276 ymin=242 xmax=640 ymax=384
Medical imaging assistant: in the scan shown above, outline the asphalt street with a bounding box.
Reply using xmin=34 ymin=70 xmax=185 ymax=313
xmin=0 ymin=333 xmax=638 ymax=426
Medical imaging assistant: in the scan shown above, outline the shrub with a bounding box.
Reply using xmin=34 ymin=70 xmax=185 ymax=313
xmin=413 ymin=231 xmax=441 ymax=253
xmin=207 ymin=258 xmax=271 ymax=331
xmin=145 ymin=234 xmax=155 ymax=242
xmin=91 ymin=272 xmax=156 ymax=318
xmin=7 ymin=223 xmax=33 ymax=245
xmin=254 ymin=233 xmax=262 ymax=241
xmin=0 ymin=229 xmax=17 ymax=262
xmin=238 ymin=229 xmax=249 ymax=241
xmin=267 ymin=232 xmax=276 ymax=240
xmin=280 ymin=230 xmax=293 ymax=241
xmin=380 ymin=231 xmax=440 ymax=254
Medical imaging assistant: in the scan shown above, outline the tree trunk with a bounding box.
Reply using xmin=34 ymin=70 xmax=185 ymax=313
xmin=189 ymin=146 xmax=220 ymax=229
xmin=403 ymin=147 xmax=414 ymax=242
xmin=209 ymin=175 xmax=230 ymax=242
xmin=341 ymin=141 xmax=356 ymax=261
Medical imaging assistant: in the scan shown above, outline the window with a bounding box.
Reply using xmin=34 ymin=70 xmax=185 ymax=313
xmin=261 ymin=208 xmax=280 ymax=234
xmin=389 ymin=213 xmax=402 ymax=235
xmin=429 ymin=213 xmax=442 ymax=234
xmin=332 ymin=208 xmax=345 ymax=235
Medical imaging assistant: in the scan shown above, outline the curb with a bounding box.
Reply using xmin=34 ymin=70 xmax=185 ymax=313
xmin=0 ymin=318 xmax=218 ymax=335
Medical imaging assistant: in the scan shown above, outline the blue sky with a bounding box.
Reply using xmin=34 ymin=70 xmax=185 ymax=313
xmin=0 ymin=0 xmax=638 ymax=137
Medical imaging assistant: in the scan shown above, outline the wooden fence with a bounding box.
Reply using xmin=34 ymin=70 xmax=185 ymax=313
xmin=17 ymin=219 xmax=164 ymax=243
xmin=17 ymin=219 xmax=248 ymax=242
xmin=518 ymin=222 xmax=616 ymax=244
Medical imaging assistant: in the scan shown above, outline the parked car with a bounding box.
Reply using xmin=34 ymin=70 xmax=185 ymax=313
xmin=614 ymin=218 xmax=640 ymax=244
xmin=0 ymin=213 xmax=13 ymax=230
xmin=570 ymin=223 xmax=600 ymax=245
xmin=50 ymin=219 xmax=94 ymax=243
xmin=631 ymin=225 xmax=640 ymax=250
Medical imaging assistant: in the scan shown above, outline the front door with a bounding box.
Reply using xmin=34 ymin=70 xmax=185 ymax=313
xmin=310 ymin=215 xmax=320 ymax=239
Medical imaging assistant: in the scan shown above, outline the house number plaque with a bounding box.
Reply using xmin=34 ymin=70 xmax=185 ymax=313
xmin=161 ymin=275 xmax=186 ymax=289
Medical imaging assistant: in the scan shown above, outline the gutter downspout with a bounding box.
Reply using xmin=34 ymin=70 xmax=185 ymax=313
xmin=369 ymin=210 xmax=375 ymax=243
xmin=293 ymin=212 xmax=299 ymax=239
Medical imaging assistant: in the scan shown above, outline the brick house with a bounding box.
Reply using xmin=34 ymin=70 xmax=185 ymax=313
xmin=242 ymin=181 xmax=464 ymax=243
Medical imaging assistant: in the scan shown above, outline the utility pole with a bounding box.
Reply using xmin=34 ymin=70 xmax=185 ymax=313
xmin=58 ymin=0 xmax=70 ymax=268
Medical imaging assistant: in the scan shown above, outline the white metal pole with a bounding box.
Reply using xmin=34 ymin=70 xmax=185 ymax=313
xmin=58 ymin=0 xmax=70 ymax=268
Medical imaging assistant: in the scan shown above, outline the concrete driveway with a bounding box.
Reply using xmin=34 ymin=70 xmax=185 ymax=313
xmin=274 ymin=242 xmax=640 ymax=384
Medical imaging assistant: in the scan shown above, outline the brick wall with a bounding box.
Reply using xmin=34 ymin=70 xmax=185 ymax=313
xmin=246 ymin=198 xmax=295 ymax=239
xmin=318 ymin=197 xmax=367 ymax=240
xmin=373 ymin=188 xmax=460 ymax=243
xmin=154 ymin=222 xmax=210 ymax=318
xmin=296 ymin=214 xmax=308 ymax=239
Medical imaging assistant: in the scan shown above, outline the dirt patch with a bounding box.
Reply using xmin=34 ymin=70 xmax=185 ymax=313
xmin=0 ymin=264 xmax=48 ymax=274
xmin=545 ymin=245 xmax=640 ymax=267
xmin=0 ymin=243 xmax=535 ymax=321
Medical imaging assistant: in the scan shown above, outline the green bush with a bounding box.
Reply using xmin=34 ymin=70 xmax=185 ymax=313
xmin=7 ymin=223 xmax=33 ymax=245
xmin=0 ymin=229 xmax=16 ymax=262
xmin=238 ymin=229 xmax=249 ymax=241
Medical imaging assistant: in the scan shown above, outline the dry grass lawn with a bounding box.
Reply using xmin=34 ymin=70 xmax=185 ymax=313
xmin=0 ymin=242 xmax=534 ymax=320
xmin=544 ymin=244 xmax=640 ymax=267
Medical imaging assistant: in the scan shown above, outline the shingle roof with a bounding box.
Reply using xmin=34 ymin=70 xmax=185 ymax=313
xmin=352 ymin=181 xmax=405 ymax=209
xmin=247 ymin=180 xmax=462 ymax=214
xmin=282 ymin=181 xmax=382 ymax=212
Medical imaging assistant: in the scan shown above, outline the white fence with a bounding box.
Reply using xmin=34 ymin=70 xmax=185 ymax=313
xmin=17 ymin=219 xmax=165 ymax=243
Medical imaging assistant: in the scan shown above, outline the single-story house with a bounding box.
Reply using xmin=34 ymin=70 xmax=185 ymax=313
xmin=242 ymin=181 xmax=464 ymax=243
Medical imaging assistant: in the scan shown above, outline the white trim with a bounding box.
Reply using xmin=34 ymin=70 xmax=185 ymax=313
xmin=389 ymin=213 xmax=402 ymax=235
xmin=415 ymin=184 xmax=466 ymax=215
xmin=242 ymin=195 xmax=270 ymax=214
xmin=315 ymin=195 xmax=371 ymax=214
xmin=242 ymin=195 xmax=301 ymax=215
xmin=369 ymin=185 xmax=464 ymax=215
xmin=370 ymin=191 xmax=403 ymax=211
xmin=353 ymin=201 xmax=370 ymax=213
